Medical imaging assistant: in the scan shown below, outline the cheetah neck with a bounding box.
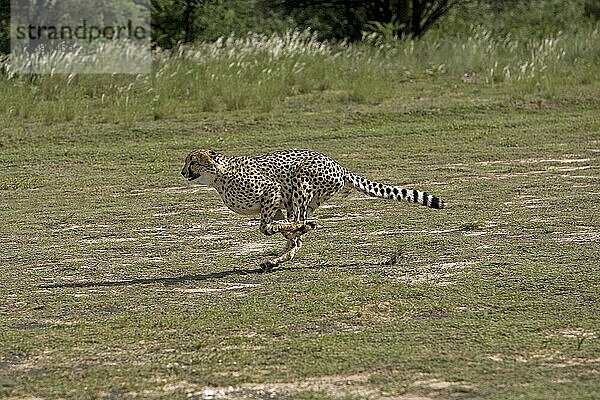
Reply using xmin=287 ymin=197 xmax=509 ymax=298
xmin=211 ymin=154 xmax=231 ymax=176
xmin=212 ymin=177 xmax=225 ymax=194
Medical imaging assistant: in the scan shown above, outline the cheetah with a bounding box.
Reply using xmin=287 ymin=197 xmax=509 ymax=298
xmin=181 ymin=149 xmax=445 ymax=271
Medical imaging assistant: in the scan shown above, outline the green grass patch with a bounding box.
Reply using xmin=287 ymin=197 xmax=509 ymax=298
xmin=1 ymin=25 xmax=599 ymax=399
xmin=1 ymin=78 xmax=599 ymax=398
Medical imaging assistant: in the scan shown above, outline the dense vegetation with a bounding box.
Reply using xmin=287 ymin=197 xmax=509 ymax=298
xmin=2 ymin=0 xmax=600 ymax=51
xmin=0 ymin=1 xmax=599 ymax=122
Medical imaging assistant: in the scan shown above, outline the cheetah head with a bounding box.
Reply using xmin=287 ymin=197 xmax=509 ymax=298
xmin=181 ymin=149 xmax=220 ymax=185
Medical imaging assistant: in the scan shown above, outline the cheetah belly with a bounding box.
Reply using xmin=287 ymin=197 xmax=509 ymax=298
xmin=218 ymin=191 xmax=285 ymax=217
xmin=216 ymin=191 xmax=260 ymax=215
xmin=226 ymin=202 xmax=261 ymax=216
xmin=216 ymin=183 xmax=263 ymax=216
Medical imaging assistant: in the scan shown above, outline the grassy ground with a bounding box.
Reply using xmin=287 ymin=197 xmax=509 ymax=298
xmin=1 ymin=76 xmax=599 ymax=399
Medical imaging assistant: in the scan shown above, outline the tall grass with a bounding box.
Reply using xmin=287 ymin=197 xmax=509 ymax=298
xmin=0 ymin=26 xmax=598 ymax=124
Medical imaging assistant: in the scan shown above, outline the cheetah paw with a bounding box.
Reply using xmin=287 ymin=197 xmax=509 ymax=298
xmin=261 ymin=260 xmax=278 ymax=272
xmin=294 ymin=221 xmax=317 ymax=235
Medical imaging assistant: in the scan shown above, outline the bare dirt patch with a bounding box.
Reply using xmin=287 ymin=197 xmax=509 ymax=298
xmin=125 ymin=185 xmax=213 ymax=196
xmin=558 ymin=328 xmax=597 ymax=339
xmin=228 ymin=241 xmax=280 ymax=255
xmin=177 ymin=283 xmax=261 ymax=294
xmin=411 ymin=378 xmax=475 ymax=395
xmin=397 ymin=261 xmax=478 ymax=287
xmin=187 ymin=374 xmax=432 ymax=400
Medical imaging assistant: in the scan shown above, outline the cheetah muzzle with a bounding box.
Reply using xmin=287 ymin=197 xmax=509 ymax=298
xmin=181 ymin=149 xmax=445 ymax=271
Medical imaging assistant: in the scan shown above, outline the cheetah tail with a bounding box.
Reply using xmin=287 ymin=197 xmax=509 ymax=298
xmin=344 ymin=172 xmax=446 ymax=209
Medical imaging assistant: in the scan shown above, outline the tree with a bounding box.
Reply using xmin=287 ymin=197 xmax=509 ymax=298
xmin=272 ymin=0 xmax=461 ymax=41
xmin=407 ymin=0 xmax=457 ymax=38
xmin=151 ymin=0 xmax=204 ymax=48
xmin=0 ymin=0 xmax=9 ymax=54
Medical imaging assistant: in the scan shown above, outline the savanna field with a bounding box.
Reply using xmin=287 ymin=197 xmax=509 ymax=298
xmin=1 ymin=4 xmax=600 ymax=399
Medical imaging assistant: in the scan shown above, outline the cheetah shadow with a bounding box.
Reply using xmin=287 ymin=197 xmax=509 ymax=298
xmin=38 ymin=267 xmax=265 ymax=289
xmin=39 ymin=260 xmax=390 ymax=289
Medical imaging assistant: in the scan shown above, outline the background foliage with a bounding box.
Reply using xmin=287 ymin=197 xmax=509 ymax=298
xmin=1 ymin=0 xmax=600 ymax=52
xmin=0 ymin=0 xmax=8 ymax=54
xmin=1 ymin=0 xmax=598 ymax=121
xmin=146 ymin=0 xmax=600 ymax=44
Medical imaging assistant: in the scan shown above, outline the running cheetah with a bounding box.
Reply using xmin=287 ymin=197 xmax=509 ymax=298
xmin=181 ymin=149 xmax=445 ymax=271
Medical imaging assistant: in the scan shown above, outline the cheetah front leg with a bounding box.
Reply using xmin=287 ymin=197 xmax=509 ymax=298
xmin=259 ymin=187 xmax=314 ymax=271
xmin=261 ymin=179 xmax=318 ymax=271
xmin=258 ymin=186 xmax=316 ymax=238
xmin=261 ymin=236 xmax=304 ymax=272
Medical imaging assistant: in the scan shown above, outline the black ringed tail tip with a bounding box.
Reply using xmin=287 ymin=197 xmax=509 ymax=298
xmin=346 ymin=172 xmax=446 ymax=210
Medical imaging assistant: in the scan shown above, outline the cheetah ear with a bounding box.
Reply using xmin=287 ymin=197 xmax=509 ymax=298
xmin=207 ymin=149 xmax=225 ymax=168
xmin=194 ymin=150 xmax=215 ymax=165
xmin=204 ymin=149 xmax=225 ymax=174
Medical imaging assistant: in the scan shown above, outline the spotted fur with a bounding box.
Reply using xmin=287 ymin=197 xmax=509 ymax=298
xmin=181 ymin=149 xmax=445 ymax=270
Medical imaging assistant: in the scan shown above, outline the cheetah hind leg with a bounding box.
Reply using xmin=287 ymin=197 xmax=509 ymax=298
xmin=283 ymin=220 xmax=316 ymax=234
xmin=261 ymin=236 xmax=304 ymax=272
xmin=273 ymin=208 xmax=286 ymax=221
